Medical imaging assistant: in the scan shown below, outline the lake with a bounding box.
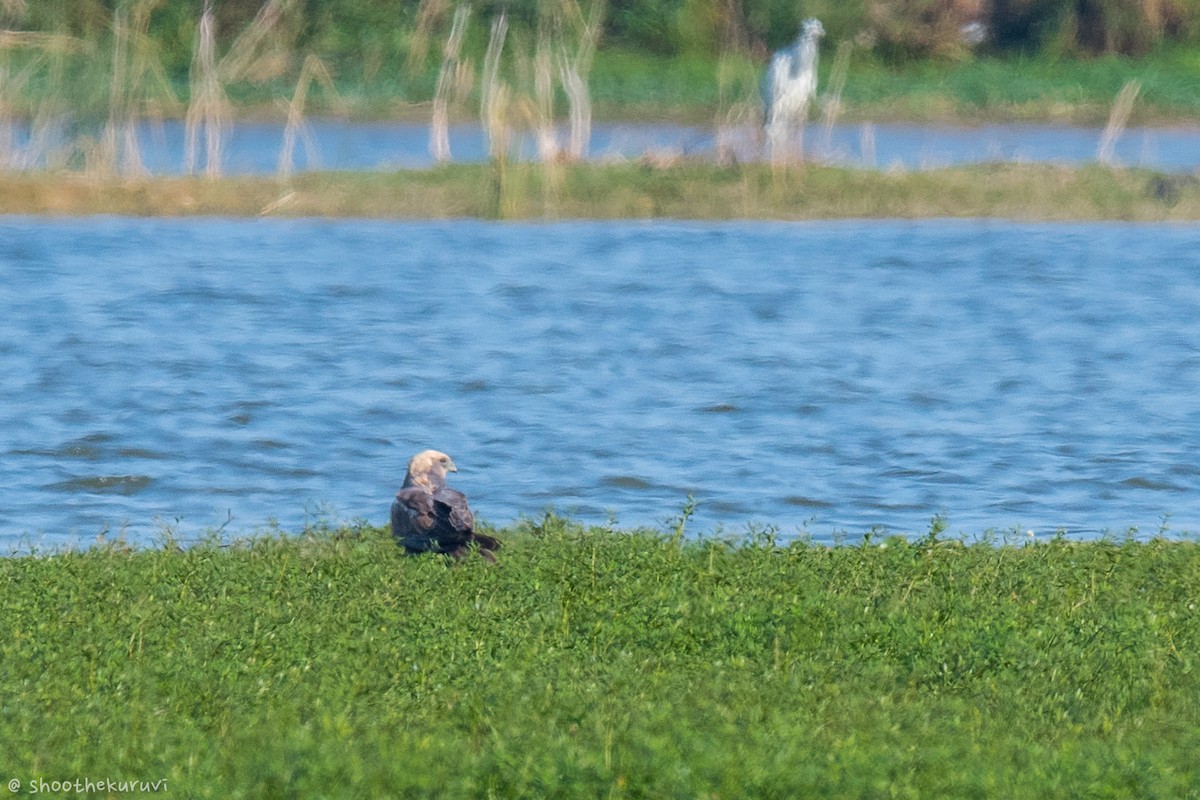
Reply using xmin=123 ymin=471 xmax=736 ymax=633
xmin=2 ymin=217 xmax=1198 ymax=548
xmin=7 ymin=118 xmax=1199 ymax=174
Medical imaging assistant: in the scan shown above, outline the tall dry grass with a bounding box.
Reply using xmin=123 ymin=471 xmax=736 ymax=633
xmin=215 ymin=0 xmax=294 ymax=86
xmin=860 ymin=122 xmax=877 ymax=168
xmin=277 ymin=53 xmax=342 ymax=181
xmin=185 ymin=0 xmax=294 ymax=178
xmin=1098 ymin=80 xmax=1141 ymax=166
xmin=183 ymin=0 xmax=226 ymax=177
xmin=532 ymin=23 xmax=560 ymax=163
xmin=554 ymin=0 xmax=605 ymax=161
xmin=21 ymin=35 xmax=79 ymax=171
xmin=97 ymin=0 xmax=180 ymax=178
xmin=0 ymin=31 xmax=80 ymax=170
xmin=713 ymin=54 xmax=757 ymax=166
xmin=480 ymin=10 xmax=511 ymax=162
xmin=406 ymin=0 xmax=451 ymax=75
xmin=430 ymin=4 xmax=470 ymax=163
xmin=819 ymin=40 xmax=853 ymax=154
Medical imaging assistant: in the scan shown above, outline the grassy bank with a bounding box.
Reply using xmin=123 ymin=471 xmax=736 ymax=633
xmin=588 ymin=47 xmax=1200 ymax=125
xmin=155 ymin=47 xmax=1200 ymax=125
xmin=5 ymin=0 xmax=1200 ymax=125
xmin=2 ymin=519 xmax=1198 ymax=797
xmin=6 ymin=46 xmax=1200 ymax=125
xmin=2 ymin=163 xmax=1199 ymax=221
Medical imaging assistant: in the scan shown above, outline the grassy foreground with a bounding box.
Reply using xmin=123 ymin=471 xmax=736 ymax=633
xmin=2 ymin=162 xmax=1199 ymax=221
xmin=1 ymin=518 xmax=1198 ymax=798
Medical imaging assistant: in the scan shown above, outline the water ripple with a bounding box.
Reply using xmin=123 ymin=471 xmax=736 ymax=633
xmin=2 ymin=218 xmax=1199 ymax=547
xmin=49 ymin=475 xmax=155 ymax=495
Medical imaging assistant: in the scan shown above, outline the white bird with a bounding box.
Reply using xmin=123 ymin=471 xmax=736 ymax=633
xmin=762 ymin=18 xmax=825 ymax=154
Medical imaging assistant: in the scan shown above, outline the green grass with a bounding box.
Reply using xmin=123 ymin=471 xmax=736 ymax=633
xmin=223 ymin=46 xmax=1200 ymax=124
xmin=585 ymin=46 xmax=1200 ymax=124
xmin=5 ymin=42 xmax=1200 ymax=124
xmin=833 ymin=47 xmax=1200 ymax=124
xmin=211 ymin=45 xmax=1200 ymax=124
xmin=3 ymin=163 xmax=1199 ymax=221
xmin=2 ymin=517 xmax=1198 ymax=798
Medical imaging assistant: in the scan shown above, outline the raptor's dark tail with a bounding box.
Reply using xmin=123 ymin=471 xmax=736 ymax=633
xmin=471 ymin=532 xmax=502 ymax=562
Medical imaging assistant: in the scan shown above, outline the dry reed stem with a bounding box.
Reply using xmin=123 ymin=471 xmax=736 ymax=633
xmin=259 ymin=190 xmax=296 ymax=215
xmin=1098 ymin=79 xmax=1140 ymax=165
xmin=430 ymin=4 xmax=470 ymax=163
xmin=406 ymin=0 xmax=450 ymax=73
xmin=95 ymin=0 xmax=180 ymax=178
xmin=26 ymin=48 xmax=68 ymax=171
xmin=0 ymin=33 xmax=40 ymax=170
xmin=452 ymin=58 xmax=475 ymax=105
xmin=554 ymin=0 xmax=604 ymax=161
xmin=555 ymin=53 xmax=588 ymax=160
xmin=819 ymin=41 xmax=853 ymax=154
xmin=715 ymin=102 xmax=756 ymax=167
xmin=860 ymin=122 xmax=877 ymax=168
xmin=129 ymin=1 xmax=177 ymax=166
xmin=217 ymin=0 xmax=294 ymax=85
xmin=481 ymin=11 xmax=510 ymax=161
xmin=97 ymin=3 xmax=130 ymax=177
xmin=0 ymin=65 xmax=13 ymax=170
xmin=0 ymin=31 xmax=83 ymax=54
xmin=533 ymin=29 xmax=559 ymax=163
xmin=714 ymin=54 xmax=757 ymax=166
xmin=278 ymin=54 xmax=343 ymax=181
xmin=100 ymin=4 xmax=141 ymax=177
xmin=122 ymin=2 xmax=162 ymax=176
xmin=185 ymin=0 xmax=229 ymax=178
xmin=185 ymin=0 xmax=297 ymax=178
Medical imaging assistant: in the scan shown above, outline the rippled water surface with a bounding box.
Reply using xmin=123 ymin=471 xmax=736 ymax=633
xmin=9 ymin=119 xmax=1200 ymax=173
xmin=2 ymin=218 xmax=1199 ymax=547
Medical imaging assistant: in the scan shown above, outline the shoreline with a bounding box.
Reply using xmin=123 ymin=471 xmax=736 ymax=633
xmin=2 ymin=163 xmax=1197 ymax=221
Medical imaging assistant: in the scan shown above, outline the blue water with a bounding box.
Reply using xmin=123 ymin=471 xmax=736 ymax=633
xmin=2 ymin=218 xmax=1199 ymax=548
xmin=8 ymin=118 xmax=1199 ymax=174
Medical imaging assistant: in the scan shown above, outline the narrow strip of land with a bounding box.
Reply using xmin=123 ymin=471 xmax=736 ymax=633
xmin=2 ymin=163 xmax=1197 ymax=221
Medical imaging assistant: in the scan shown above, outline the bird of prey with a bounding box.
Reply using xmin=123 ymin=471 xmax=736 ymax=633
xmin=390 ymin=449 xmax=500 ymax=561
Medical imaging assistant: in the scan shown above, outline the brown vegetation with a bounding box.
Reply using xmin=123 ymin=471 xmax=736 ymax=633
xmin=1 ymin=163 xmax=1196 ymax=222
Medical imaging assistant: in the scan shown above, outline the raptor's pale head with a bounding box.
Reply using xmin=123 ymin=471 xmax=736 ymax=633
xmin=403 ymin=449 xmax=458 ymax=490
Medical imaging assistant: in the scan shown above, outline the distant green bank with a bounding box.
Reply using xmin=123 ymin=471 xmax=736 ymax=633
xmin=4 ymin=0 xmax=1200 ymax=124
xmin=3 ymin=163 xmax=1199 ymax=221
xmin=4 ymin=44 xmax=1200 ymax=125
xmin=104 ymin=46 xmax=1200 ymax=125
xmin=2 ymin=519 xmax=1198 ymax=798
